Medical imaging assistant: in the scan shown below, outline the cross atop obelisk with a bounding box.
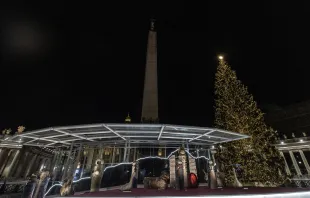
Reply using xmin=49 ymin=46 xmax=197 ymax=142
xmin=141 ymin=19 xmax=158 ymax=123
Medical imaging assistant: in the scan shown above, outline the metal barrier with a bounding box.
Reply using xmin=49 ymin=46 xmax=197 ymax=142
xmin=291 ymin=176 xmax=310 ymax=188
xmin=0 ymin=181 xmax=27 ymax=194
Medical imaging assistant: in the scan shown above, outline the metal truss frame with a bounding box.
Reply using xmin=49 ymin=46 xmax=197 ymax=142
xmin=0 ymin=123 xmax=249 ymax=148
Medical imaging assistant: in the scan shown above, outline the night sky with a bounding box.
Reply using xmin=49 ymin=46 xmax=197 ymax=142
xmin=0 ymin=1 xmax=309 ymax=130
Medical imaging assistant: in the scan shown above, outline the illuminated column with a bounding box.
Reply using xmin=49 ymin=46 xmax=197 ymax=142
xmin=111 ymin=146 xmax=116 ymax=165
xmin=118 ymin=148 xmax=122 ymax=163
xmin=0 ymin=149 xmax=12 ymax=176
xmin=54 ymin=151 xmax=64 ymax=180
xmin=123 ymin=142 xmax=128 ymax=162
xmin=70 ymin=145 xmax=82 ymax=178
xmin=62 ymin=142 xmax=74 ymax=181
xmin=289 ymin=150 xmax=302 ymax=176
xmin=86 ymin=148 xmax=94 ymax=170
xmin=280 ymin=151 xmax=291 ymax=175
xmin=24 ymin=154 xmax=37 ymax=178
xmin=38 ymin=158 xmax=44 ymax=171
xmin=48 ymin=152 xmax=58 ymax=172
xmin=67 ymin=148 xmax=77 ymax=175
xmin=3 ymin=149 xmax=20 ymax=177
xmin=135 ymin=161 xmax=139 ymax=181
xmin=299 ymin=150 xmax=310 ymax=175
xmin=14 ymin=151 xmax=29 ymax=178
xmin=44 ymin=158 xmax=50 ymax=169
xmin=0 ymin=149 xmax=7 ymax=165
xmin=80 ymin=149 xmax=87 ymax=178
xmin=109 ymin=150 xmax=113 ymax=164
xmin=127 ymin=141 xmax=131 ymax=162
xmin=164 ymin=146 xmax=167 ymax=158
xmin=186 ymin=141 xmax=189 ymax=151
xmin=39 ymin=158 xmax=48 ymax=171
xmin=98 ymin=144 xmax=103 ymax=159
xmin=133 ymin=148 xmax=136 ymax=161
xmin=196 ymin=149 xmax=200 ymax=177
xmin=33 ymin=157 xmax=43 ymax=172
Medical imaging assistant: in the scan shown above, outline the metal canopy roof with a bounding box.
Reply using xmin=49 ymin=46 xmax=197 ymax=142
xmin=0 ymin=123 xmax=249 ymax=148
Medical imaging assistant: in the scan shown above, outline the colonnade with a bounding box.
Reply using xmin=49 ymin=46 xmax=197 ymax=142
xmin=0 ymin=147 xmax=53 ymax=180
xmin=280 ymin=150 xmax=310 ymax=176
xmin=0 ymin=144 xmax=211 ymax=183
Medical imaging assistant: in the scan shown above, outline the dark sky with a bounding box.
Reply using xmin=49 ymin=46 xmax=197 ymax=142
xmin=0 ymin=1 xmax=309 ymax=130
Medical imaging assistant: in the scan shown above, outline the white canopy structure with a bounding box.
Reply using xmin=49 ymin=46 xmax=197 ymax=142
xmin=0 ymin=123 xmax=249 ymax=148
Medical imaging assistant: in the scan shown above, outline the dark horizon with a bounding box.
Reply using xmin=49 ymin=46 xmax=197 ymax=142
xmin=0 ymin=1 xmax=309 ymax=131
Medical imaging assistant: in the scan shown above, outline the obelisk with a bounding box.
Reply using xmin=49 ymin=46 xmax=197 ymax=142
xmin=141 ymin=19 xmax=158 ymax=123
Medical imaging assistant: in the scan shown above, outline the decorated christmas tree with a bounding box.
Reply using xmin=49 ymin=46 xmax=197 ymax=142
xmin=214 ymin=56 xmax=286 ymax=186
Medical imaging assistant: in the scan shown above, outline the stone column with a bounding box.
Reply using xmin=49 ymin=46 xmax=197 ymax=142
xmin=127 ymin=141 xmax=131 ymax=162
xmin=98 ymin=145 xmax=103 ymax=159
xmin=62 ymin=142 xmax=74 ymax=181
xmin=111 ymin=146 xmax=116 ymax=165
xmin=133 ymin=148 xmax=137 ymax=161
xmin=3 ymin=149 xmax=21 ymax=178
xmin=123 ymin=142 xmax=128 ymax=162
xmin=44 ymin=158 xmax=50 ymax=169
xmin=71 ymin=145 xmax=82 ymax=178
xmin=48 ymin=152 xmax=58 ymax=172
xmin=40 ymin=158 xmax=48 ymax=171
xmin=67 ymin=149 xmax=77 ymax=176
xmin=280 ymin=151 xmax=291 ymax=175
xmin=164 ymin=146 xmax=167 ymax=158
xmin=80 ymin=150 xmax=87 ymax=179
xmin=0 ymin=149 xmax=12 ymax=177
xmin=24 ymin=154 xmax=37 ymax=178
xmin=135 ymin=161 xmax=139 ymax=182
xmin=0 ymin=149 xmax=8 ymax=166
xmin=289 ymin=150 xmax=302 ymax=176
xmin=109 ymin=151 xmax=113 ymax=164
xmin=299 ymin=150 xmax=310 ymax=175
xmin=14 ymin=151 xmax=29 ymax=178
xmin=186 ymin=141 xmax=189 ymax=151
xmin=86 ymin=148 xmax=94 ymax=171
xmin=196 ymin=149 xmax=201 ymax=177
xmin=37 ymin=158 xmax=44 ymax=171
xmin=54 ymin=151 xmax=64 ymax=180
xmin=31 ymin=157 xmax=42 ymax=174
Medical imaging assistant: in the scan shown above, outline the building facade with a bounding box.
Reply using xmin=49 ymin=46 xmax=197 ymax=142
xmin=265 ymin=101 xmax=310 ymax=177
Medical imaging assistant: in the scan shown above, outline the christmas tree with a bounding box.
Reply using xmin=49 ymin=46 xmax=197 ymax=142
xmin=214 ymin=56 xmax=286 ymax=186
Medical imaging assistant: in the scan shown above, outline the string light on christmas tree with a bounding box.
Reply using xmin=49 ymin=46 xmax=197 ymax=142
xmin=214 ymin=55 xmax=286 ymax=185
